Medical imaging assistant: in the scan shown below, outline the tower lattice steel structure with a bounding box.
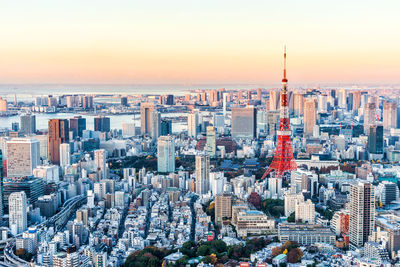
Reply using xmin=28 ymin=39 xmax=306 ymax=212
xmin=262 ymin=47 xmax=297 ymax=179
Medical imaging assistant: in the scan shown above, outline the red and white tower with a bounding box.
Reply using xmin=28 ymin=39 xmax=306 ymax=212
xmin=262 ymin=47 xmax=297 ymax=179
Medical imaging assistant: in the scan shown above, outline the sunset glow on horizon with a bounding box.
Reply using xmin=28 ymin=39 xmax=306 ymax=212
xmin=1 ymin=0 xmax=400 ymax=85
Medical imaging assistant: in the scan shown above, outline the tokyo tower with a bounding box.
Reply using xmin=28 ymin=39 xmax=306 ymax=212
xmin=261 ymin=47 xmax=297 ymax=179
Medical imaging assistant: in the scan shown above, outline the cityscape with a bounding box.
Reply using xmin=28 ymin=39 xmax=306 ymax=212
xmin=1 ymin=1 xmax=400 ymax=267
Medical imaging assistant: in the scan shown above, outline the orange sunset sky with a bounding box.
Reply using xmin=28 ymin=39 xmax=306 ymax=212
xmin=0 ymin=1 xmax=400 ymax=85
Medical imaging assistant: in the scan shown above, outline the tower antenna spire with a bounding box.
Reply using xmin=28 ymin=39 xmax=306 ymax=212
xmin=282 ymin=46 xmax=288 ymax=83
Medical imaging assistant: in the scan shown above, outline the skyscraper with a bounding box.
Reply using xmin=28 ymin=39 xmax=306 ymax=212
xmin=364 ymin=102 xmax=376 ymax=134
xmin=6 ymin=137 xmax=40 ymax=177
xmin=69 ymin=116 xmax=86 ymax=138
xmin=352 ymin=91 xmax=361 ymax=113
xmin=151 ymin=111 xmax=161 ymax=140
xmin=9 ymin=191 xmax=27 ymax=235
xmin=160 ymin=119 xmax=172 ymax=136
xmin=187 ymin=112 xmax=199 ymax=138
xmin=269 ymin=90 xmax=280 ymax=111
xmin=349 ymin=181 xmax=375 ymax=249
xmin=140 ymin=102 xmax=154 ymax=135
xmin=195 ymin=155 xmax=210 ymax=195
xmin=94 ymin=149 xmax=107 ymax=179
xmin=303 ymin=98 xmax=317 ymax=136
xmin=48 ymin=119 xmax=69 ymax=165
xmin=59 ymin=143 xmax=71 ymax=168
xmin=383 ymin=101 xmax=397 ymax=130
xmin=20 ymin=114 xmax=36 ymax=135
xmin=293 ymin=92 xmax=304 ymax=116
xmin=231 ymin=107 xmax=257 ymax=139
xmin=368 ymin=124 xmax=384 ymax=157
xmin=94 ymin=116 xmax=110 ymax=132
xmin=215 ymin=194 xmax=232 ymax=225
xmin=157 ymin=135 xmax=175 ymax=173
xmin=206 ymin=126 xmax=217 ymax=157
xmin=338 ymin=89 xmax=347 ymax=109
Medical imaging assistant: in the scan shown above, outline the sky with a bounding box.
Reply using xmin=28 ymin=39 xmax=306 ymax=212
xmin=0 ymin=0 xmax=400 ymax=85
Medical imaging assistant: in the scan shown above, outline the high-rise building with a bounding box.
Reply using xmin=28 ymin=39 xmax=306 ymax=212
xmin=122 ymin=122 xmax=135 ymax=136
xmin=157 ymin=135 xmax=175 ymax=173
xmin=293 ymin=92 xmax=304 ymax=116
xmin=231 ymin=107 xmax=257 ymax=139
xmin=82 ymin=95 xmax=94 ymax=109
xmin=9 ymin=191 xmax=27 ymax=235
xmin=383 ymin=101 xmax=397 ymax=130
xmin=140 ymin=102 xmax=154 ymax=135
xmin=94 ymin=149 xmax=107 ymax=179
xmin=6 ymin=138 xmax=40 ymax=177
xmin=59 ymin=143 xmax=71 ymax=168
xmin=160 ymin=119 xmax=172 ymax=136
xmin=94 ymin=116 xmax=110 ymax=132
xmin=0 ymin=97 xmax=7 ymax=112
xmin=206 ymin=126 xmax=217 ymax=157
xmin=368 ymin=124 xmax=384 ymax=155
xmin=187 ymin=112 xmax=199 ymax=138
xmin=151 ymin=111 xmax=161 ymax=140
xmin=269 ymin=90 xmax=280 ymax=110
xmin=338 ymin=89 xmax=347 ymax=109
xmin=317 ymin=94 xmax=327 ymax=113
xmin=20 ymin=114 xmax=36 ymax=135
xmin=303 ymin=98 xmax=317 ymax=136
xmin=48 ymin=119 xmax=69 ymax=165
xmin=69 ymin=116 xmax=86 ymax=138
xmin=195 ymin=155 xmax=210 ymax=195
xmin=215 ymin=193 xmax=232 ymax=225
xmin=121 ymin=96 xmax=128 ymax=106
xmin=364 ymin=102 xmax=376 ymax=134
xmin=352 ymin=91 xmax=361 ymax=113
xmin=160 ymin=94 xmax=174 ymax=105
xmin=3 ymin=177 xmax=45 ymax=207
xmin=349 ymin=181 xmax=375 ymax=249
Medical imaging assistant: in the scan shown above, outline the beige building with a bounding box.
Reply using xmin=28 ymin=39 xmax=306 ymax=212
xmin=295 ymin=199 xmax=315 ymax=223
xmin=7 ymin=137 xmax=40 ymax=177
xmin=303 ymin=98 xmax=317 ymax=136
xmin=215 ymin=194 xmax=232 ymax=225
xmin=383 ymin=101 xmax=397 ymax=130
xmin=236 ymin=210 xmax=275 ymax=237
xmin=293 ymin=92 xmax=304 ymax=116
xmin=364 ymin=102 xmax=377 ymax=134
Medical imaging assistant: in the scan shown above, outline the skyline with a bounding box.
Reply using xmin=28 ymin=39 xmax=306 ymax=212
xmin=1 ymin=1 xmax=400 ymax=84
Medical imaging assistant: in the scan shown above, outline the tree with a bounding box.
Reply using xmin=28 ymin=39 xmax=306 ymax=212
xmin=287 ymin=212 xmax=295 ymax=223
xmin=286 ymin=248 xmax=303 ymax=263
xmin=197 ymin=244 xmax=210 ymax=256
xmin=271 ymin=246 xmax=284 ymax=257
xmin=181 ymin=241 xmax=196 ymax=258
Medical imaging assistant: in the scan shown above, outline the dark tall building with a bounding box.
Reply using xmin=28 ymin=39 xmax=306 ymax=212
xmin=11 ymin=122 xmax=19 ymax=132
xmin=368 ymin=124 xmax=383 ymax=155
xmin=3 ymin=177 xmax=45 ymax=208
xmin=121 ymin=97 xmax=128 ymax=106
xmin=347 ymin=92 xmax=354 ymax=111
xmin=94 ymin=116 xmax=110 ymax=132
xmin=161 ymin=119 xmax=172 ymax=136
xmin=20 ymin=114 xmax=36 ymax=135
xmin=48 ymin=119 xmax=69 ymax=165
xmin=160 ymin=95 xmax=174 ymax=105
xmin=69 ymin=116 xmax=86 ymax=138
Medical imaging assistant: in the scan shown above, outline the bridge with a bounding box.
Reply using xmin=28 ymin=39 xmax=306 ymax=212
xmin=2 ymin=195 xmax=87 ymax=266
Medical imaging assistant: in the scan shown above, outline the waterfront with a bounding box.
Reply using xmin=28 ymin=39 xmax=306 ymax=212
xmin=0 ymin=112 xmax=187 ymax=133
